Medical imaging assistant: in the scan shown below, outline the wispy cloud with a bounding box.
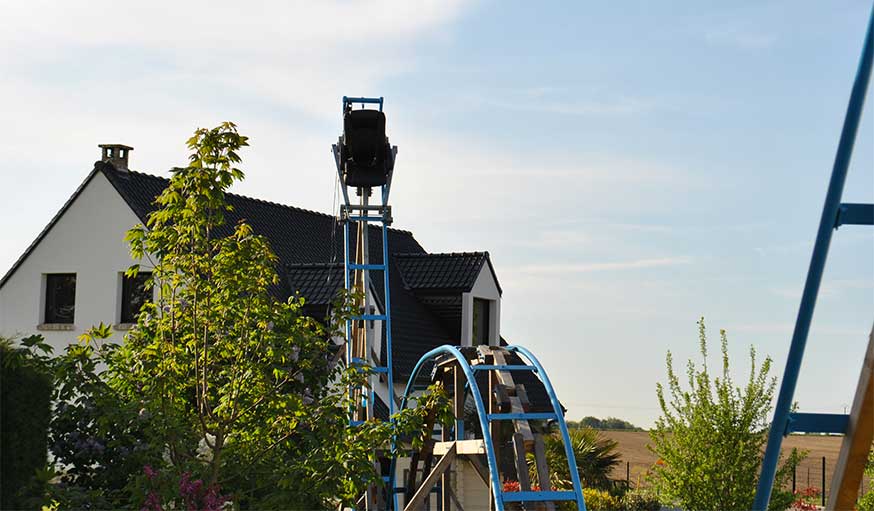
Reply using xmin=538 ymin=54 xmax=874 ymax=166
xmin=705 ymin=27 xmax=777 ymax=50
xmin=516 ymin=256 xmax=693 ymax=274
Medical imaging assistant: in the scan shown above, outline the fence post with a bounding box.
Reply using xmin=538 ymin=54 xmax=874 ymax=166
xmin=821 ymin=456 xmax=826 ymax=507
xmin=626 ymin=461 xmax=630 ymax=491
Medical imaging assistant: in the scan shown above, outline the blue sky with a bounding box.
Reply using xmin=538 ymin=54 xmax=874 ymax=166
xmin=1 ymin=1 xmax=871 ymax=427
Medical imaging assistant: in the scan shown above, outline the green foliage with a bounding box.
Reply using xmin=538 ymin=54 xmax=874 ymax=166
xmin=621 ymin=488 xmax=661 ymax=511
xmin=858 ymin=449 xmax=874 ymax=511
xmin=567 ymin=416 xmax=643 ymax=431
xmin=582 ymin=488 xmax=621 ymax=510
xmin=528 ymin=427 xmax=621 ymax=492
xmin=0 ymin=335 xmax=54 ymax=509
xmin=40 ymin=123 xmax=447 ymax=509
xmin=649 ymin=318 xmax=804 ymax=511
xmin=48 ymin=324 xmax=157 ymax=507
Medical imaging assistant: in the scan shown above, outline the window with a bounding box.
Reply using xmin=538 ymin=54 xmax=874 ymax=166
xmin=472 ymin=298 xmax=490 ymax=345
xmin=44 ymin=273 xmax=76 ymax=324
xmin=121 ymin=272 xmax=152 ymax=323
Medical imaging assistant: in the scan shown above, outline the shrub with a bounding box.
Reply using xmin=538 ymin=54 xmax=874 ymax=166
xmin=0 ymin=336 xmax=54 ymax=509
xmin=529 ymin=427 xmax=621 ymax=491
xmin=583 ymin=488 xmax=621 ymax=510
xmin=649 ymin=318 xmax=803 ymax=511
xmin=621 ymin=488 xmax=661 ymax=511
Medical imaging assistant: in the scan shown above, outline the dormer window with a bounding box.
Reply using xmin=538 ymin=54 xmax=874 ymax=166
xmin=472 ymin=298 xmax=491 ymax=345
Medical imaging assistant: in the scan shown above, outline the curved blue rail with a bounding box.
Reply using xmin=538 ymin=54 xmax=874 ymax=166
xmin=392 ymin=344 xmax=586 ymax=511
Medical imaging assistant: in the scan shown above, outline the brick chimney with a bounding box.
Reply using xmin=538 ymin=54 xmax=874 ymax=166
xmin=98 ymin=144 xmax=133 ymax=171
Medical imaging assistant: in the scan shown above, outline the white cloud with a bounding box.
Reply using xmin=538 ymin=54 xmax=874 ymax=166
xmin=515 ymin=256 xmax=693 ymax=274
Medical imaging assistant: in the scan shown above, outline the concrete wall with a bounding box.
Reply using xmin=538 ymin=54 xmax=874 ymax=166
xmin=0 ymin=171 xmax=144 ymax=352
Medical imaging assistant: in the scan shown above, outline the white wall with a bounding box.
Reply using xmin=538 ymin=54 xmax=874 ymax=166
xmin=461 ymin=264 xmax=502 ymax=346
xmin=0 ymin=170 xmax=144 ymax=353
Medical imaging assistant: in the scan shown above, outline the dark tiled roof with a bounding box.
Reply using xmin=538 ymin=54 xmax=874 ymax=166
xmin=2 ymin=162 xmax=502 ymax=383
xmin=286 ymin=263 xmax=344 ymax=306
xmin=395 ymin=252 xmax=501 ymax=295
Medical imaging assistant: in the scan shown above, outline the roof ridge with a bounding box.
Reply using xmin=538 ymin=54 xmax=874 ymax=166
xmin=119 ymin=167 xmax=416 ymax=235
xmin=286 ymin=262 xmax=344 ymax=269
xmin=394 ymin=251 xmax=488 ymax=258
xmin=124 ymin=168 xmax=335 ymax=219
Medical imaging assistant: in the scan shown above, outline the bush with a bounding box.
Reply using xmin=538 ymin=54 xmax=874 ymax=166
xmin=529 ymin=428 xmax=621 ymax=492
xmin=0 ymin=336 xmax=54 ymax=509
xmin=649 ymin=318 xmax=802 ymax=511
xmin=621 ymin=488 xmax=661 ymax=511
xmin=583 ymin=488 xmax=621 ymax=510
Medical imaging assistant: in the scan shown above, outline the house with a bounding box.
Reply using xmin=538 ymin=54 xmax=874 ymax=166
xmin=0 ymin=144 xmax=506 ymax=507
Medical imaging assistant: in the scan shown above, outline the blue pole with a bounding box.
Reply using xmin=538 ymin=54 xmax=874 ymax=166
xmin=753 ymin=7 xmax=874 ymax=509
xmin=509 ymin=346 xmax=587 ymax=511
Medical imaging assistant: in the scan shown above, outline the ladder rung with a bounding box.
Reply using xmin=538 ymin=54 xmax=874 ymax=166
xmin=502 ymin=490 xmax=577 ymax=502
xmin=348 ymin=215 xmax=386 ymax=223
xmin=488 ymin=412 xmax=556 ymax=421
xmin=348 ymin=263 xmax=386 ymax=270
xmin=785 ymin=412 xmax=849 ymax=434
xmin=472 ymin=365 xmax=537 ymax=372
xmin=836 ymin=203 xmax=874 ymax=227
xmin=351 ymin=314 xmax=386 ymax=321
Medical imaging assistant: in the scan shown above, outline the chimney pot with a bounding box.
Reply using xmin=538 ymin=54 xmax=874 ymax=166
xmin=98 ymin=144 xmax=133 ymax=171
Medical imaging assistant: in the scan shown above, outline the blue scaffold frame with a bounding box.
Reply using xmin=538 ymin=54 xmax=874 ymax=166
xmin=752 ymin=6 xmax=873 ymax=510
xmin=333 ymin=95 xmax=398 ymax=508
xmin=392 ymin=344 xmax=587 ymax=511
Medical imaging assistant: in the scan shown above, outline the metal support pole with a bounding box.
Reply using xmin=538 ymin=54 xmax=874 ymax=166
xmin=753 ymin=8 xmax=874 ymax=509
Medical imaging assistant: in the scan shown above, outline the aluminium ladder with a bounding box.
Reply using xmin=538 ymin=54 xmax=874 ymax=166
xmin=753 ymin=7 xmax=874 ymax=510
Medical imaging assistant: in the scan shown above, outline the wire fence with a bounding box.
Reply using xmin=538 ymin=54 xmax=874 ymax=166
xmin=612 ymin=457 xmax=873 ymax=505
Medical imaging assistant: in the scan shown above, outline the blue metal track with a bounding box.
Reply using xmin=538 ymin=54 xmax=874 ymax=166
xmin=753 ymin=6 xmax=873 ymax=509
xmin=394 ymin=345 xmax=586 ymax=511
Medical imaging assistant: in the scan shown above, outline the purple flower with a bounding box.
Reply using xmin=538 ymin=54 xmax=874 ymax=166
xmin=143 ymin=464 xmax=157 ymax=480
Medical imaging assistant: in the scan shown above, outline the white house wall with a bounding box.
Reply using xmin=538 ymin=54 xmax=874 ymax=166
xmin=0 ymin=171 xmax=144 ymax=352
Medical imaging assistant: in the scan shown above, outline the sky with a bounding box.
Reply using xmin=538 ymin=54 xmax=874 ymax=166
xmin=0 ymin=0 xmax=872 ymax=428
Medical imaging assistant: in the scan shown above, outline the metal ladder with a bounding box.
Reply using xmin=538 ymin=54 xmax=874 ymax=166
xmin=395 ymin=345 xmax=587 ymax=511
xmin=753 ymin=7 xmax=874 ymax=510
xmin=332 ymin=95 xmax=398 ymax=509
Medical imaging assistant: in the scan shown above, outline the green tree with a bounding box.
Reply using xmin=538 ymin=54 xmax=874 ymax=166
xmin=0 ymin=335 xmax=54 ymax=508
xmin=649 ymin=318 xmax=803 ymax=511
xmin=46 ymin=122 xmax=445 ymax=509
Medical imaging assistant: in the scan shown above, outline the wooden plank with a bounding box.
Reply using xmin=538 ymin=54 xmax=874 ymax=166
xmin=514 ymin=384 xmax=530 ymax=411
xmin=435 ymin=439 xmax=486 ymax=455
xmin=827 ymin=326 xmax=874 ymax=511
xmin=493 ymin=384 xmax=511 ymax=409
xmin=492 ymin=350 xmax=517 ymax=389
xmin=512 ymin=432 xmax=532 ymax=491
xmin=533 ymin=434 xmax=556 ymax=511
xmin=404 ymin=443 xmax=457 ymax=511
xmin=454 ymin=366 xmax=465 ymax=423
xmin=509 ymin=396 xmax=534 ymax=447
